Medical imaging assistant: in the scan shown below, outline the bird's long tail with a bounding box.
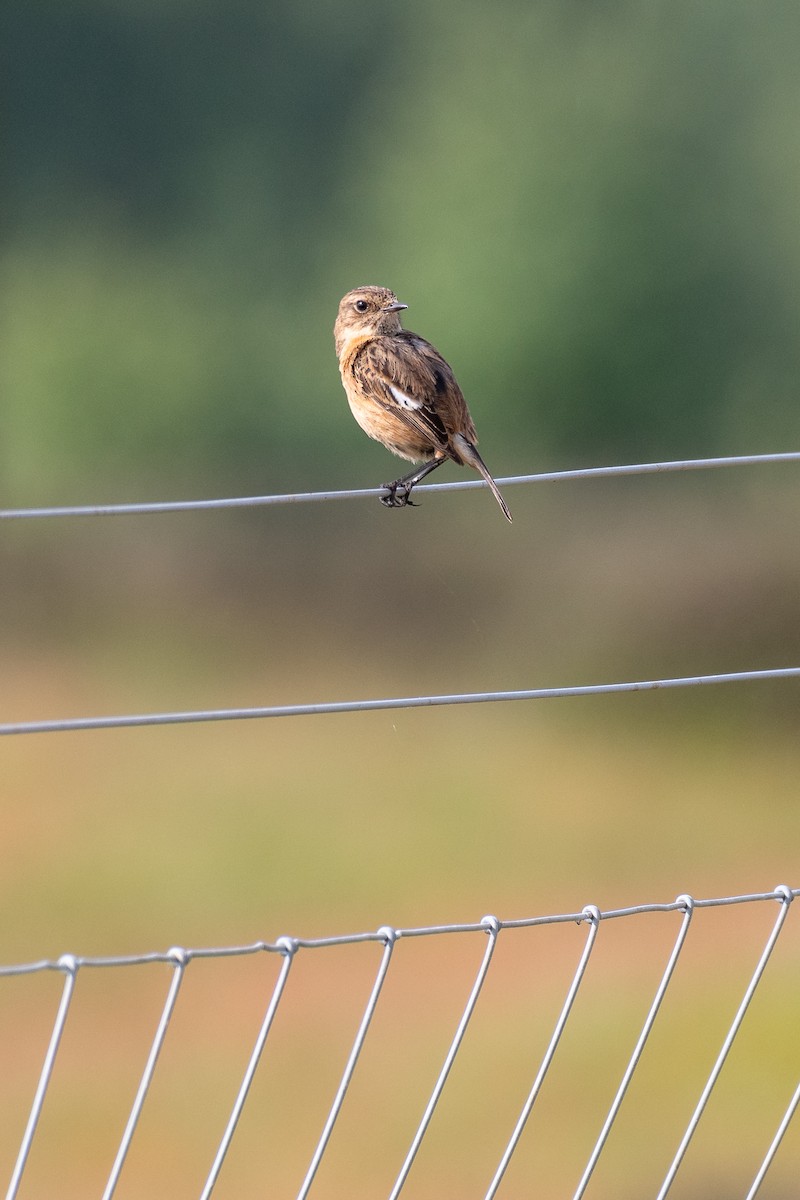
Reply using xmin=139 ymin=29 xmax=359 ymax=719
xmin=451 ymin=433 xmax=513 ymax=523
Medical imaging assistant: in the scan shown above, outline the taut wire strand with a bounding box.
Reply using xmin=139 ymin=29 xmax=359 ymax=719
xmin=1 ymin=890 xmax=795 ymax=978
xmin=2 ymin=667 xmax=798 ymax=737
xmin=1 ymin=451 xmax=798 ymax=520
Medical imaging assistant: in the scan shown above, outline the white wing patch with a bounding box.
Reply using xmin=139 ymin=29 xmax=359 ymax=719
xmin=389 ymin=384 xmax=423 ymax=410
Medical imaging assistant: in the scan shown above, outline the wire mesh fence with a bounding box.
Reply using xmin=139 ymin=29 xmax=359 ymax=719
xmin=3 ymin=453 xmax=799 ymax=1196
xmin=3 ymin=886 xmax=798 ymax=1199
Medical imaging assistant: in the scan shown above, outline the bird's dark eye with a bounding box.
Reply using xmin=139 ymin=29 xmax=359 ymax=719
xmin=354 ymin=299 xmax=369 ymax=313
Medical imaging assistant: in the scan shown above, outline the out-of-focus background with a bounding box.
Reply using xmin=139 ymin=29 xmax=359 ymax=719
xmin=3 ymin=2 xmax=800 ymax=1196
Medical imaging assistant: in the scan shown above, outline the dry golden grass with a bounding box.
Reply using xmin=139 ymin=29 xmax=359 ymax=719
xmin=2 ymin=646 xmax=800 ymax=1197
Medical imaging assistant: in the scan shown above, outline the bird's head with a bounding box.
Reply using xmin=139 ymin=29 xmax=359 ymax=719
xmin=334 ymin=286 xmax=408 ymax=357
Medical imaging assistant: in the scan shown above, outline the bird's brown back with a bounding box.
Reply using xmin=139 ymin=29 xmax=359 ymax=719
xmin=346 ymin=332 xmax=478 ymax=464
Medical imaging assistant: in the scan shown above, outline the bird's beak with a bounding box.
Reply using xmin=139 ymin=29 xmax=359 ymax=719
xmin=383 ymin=301 xmax=408 ymax=313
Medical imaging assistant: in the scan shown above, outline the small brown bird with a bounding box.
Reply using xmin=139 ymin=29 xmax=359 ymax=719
xmin=334 ymin=286 xmax=512 ymax=522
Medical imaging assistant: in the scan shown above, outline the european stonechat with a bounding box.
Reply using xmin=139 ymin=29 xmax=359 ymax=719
xmin=334 ymin=286 xmax=512 ymax=522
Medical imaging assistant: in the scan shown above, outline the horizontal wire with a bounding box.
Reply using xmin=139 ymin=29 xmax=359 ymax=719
xmin=1 ymin=666 xmax=798 ymax=737
xmin=1 ymin=886 xmax=794 ymax=978
xmin=1 ymin=451 xmax=799 ymax=520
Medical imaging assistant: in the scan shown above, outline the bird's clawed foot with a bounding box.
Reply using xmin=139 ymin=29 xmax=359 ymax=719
xmin=380 ymin=460 xmax=440 ymax=509
xmin=380 ymin=481 xmax=419 ymax=509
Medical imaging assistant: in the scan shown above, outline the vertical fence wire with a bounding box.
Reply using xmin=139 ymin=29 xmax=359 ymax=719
xmin=388 ymin=916 xmax=500 ymax=1200
xmin=745 ymin=1079 xmax=800 ymax=1200
xmin=6 ymin=958 xmax=78 ymax=1200
xmin=572 ymin=896 xmax=695 ymax=1199
xmin=102 ymin=951 xmax=188 ymax=1200
xmin=484 ymin=906 xmax=602 ymax=1200
xmin=2 ymin=889 xmax=798 ymax=1199
xmin=655 ymin=886 xmax=794 ymax=1200
xmin=199 ymin=941 xmax=296 ymax=1200
xmin=295 ymin=930 xmax=396 ymax=1200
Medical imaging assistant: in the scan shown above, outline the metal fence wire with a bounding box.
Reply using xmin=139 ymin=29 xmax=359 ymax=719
xmin=2 ymin=886 xmax=799 ymax=1199
xmin=3 ymin=453 xmax=800 ymax=1196
xmin=2 ymin=451 xmax=799 ymax=737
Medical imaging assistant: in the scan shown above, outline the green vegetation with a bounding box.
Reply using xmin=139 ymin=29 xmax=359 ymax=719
xmin=5 ymin=2 xmax=800 ymax=501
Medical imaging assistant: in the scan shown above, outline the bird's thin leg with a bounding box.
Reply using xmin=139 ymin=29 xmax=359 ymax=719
xmin=381 ymin=458 xmax=443 ymax=508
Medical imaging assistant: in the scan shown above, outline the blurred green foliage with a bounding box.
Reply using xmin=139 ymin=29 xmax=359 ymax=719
xmin=4 ymin=0 xmax=800 ymax=503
